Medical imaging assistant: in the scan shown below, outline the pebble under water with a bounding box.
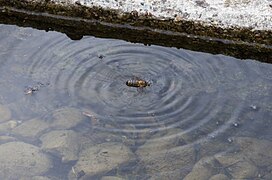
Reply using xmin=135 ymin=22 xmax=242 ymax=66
xmin=0 ymin=24 xmax=272 ymax=179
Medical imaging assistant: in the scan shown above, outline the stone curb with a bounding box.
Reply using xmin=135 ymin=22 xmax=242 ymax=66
xmin=0 ymin=0 xmax=271 ymax=62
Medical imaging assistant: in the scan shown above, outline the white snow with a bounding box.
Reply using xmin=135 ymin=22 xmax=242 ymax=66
xmin=55 ymin=0 xmax=272 ymax=30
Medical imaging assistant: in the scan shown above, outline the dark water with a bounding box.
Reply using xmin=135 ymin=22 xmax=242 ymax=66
xmin=0 ymin=24 xmax=272 ymax=179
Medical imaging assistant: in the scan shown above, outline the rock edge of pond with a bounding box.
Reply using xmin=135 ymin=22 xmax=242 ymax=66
xmin=0 ymin=0 xmax=271 ymax=62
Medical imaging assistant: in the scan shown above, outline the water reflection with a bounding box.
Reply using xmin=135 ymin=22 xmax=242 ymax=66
xmin=0 ymin=24 xmax=271 ymax=179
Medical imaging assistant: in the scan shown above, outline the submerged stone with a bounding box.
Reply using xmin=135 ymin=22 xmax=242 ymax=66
xmin=136 ymin=128 xmax=195 ymax=178
xmin=69 ymin=142 xmax=135 ymax=178
xmin=197 ymin=139 xmax=232 ymax=158
xmin=183 ymin=156 xmax=218 ymax=180
xmin=0 ymin=142 xmax=52 ymax=179
xmin=0 ymin=136 xmax=17 ymax=144
xmin=101 ymin=176 xmax=126 ymax=180
xmin=20 ymin=176 xmax=53 ymax=180
xmin=215 ymin=153 xmax=258 ymax=179
xmin=0 ymin=104 xmax=11 ymax=122
xmin=209 ymin=174 xmax=229 ymax=180
xmin=51 ymin=107 xmax=85 ymax=129
xmin=84 ymin=131 xmax=135 ymax=148
xmin=136 ymin=128 xmax=189 ymax=157
xmin=0 ymin=120 xmax=20 ymax=133
xmin=137 ymin=144 xmax=195 ymax=179
xmin=233 ymin=137 xmax=272 ymax=167
xmin=12 ymin=118 xmax=50 ymax=139
xmin=263 ymin=171 xmax=272 ymax=179
xmin=40 ymin=130 xmax=81 ymax=163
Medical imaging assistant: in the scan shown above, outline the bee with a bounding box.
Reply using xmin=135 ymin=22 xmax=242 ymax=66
xmin=126 ymin=78 xmax=151 ymax=88
xmin=92 ymin=61 xmax=151 ymax=90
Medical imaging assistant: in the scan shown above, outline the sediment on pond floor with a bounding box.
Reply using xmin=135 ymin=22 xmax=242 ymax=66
xmin=0 ymin=0 xmax=271 ymax=62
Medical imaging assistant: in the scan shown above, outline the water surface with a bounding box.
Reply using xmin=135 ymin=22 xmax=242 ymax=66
xmin=0 ymin=24 xmax=271 ymax=179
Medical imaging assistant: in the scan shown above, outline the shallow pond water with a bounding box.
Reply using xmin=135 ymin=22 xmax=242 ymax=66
xmin=0 ymin=24 xmax=272 ymax=179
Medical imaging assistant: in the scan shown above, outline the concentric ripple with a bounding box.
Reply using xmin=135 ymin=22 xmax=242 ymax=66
xmin=15 ymin=32 xmax=243 ymax=144
xmin=2 ymin=24 xmax=271 ymax=147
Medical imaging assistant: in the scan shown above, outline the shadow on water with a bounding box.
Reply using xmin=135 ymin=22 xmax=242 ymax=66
xmin=0 ymin=10 xmax=271 ymax=63
xmin=0 ymin=24 xmax=272 ymax=179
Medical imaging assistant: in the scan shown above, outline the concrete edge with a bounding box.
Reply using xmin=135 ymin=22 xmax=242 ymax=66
xmin=0 ymin=0 xmax=271 ymax=62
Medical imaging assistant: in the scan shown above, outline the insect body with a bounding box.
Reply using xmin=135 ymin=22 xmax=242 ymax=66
xmin=93 ymin=61 xmax=151 ymax=89
xmin=126 ymin=79 xmax=151 ymax=88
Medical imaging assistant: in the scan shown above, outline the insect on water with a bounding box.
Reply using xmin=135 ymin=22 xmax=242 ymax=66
xmin=92 ymin=60 xmax=152 ymax=91
xmin=126 ymin=77 xmax=151 ymax=88
xmin=90 ymin=60 xmax=153 ymax=108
